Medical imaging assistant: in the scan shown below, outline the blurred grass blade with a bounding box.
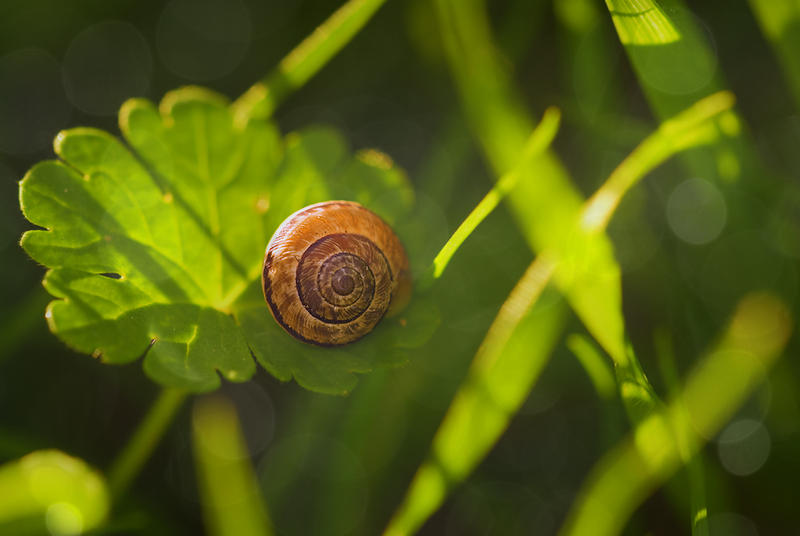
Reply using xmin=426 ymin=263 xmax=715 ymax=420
xmin=435 ymin=0 xmax=628 ymax=365
xmin=426 ymin=107 xmax=561 ymax=283
xmin=566 ymin=334 xmax=616 ymax=399
xmin=384 ymin=258 xmax=566 ymax=536
xmin=581 ymin=91 xmax=735 ymax=231
xmin=234 ymin=0 xmax=387 ymax=121
xmin=606 ymin=0 xmax=680 ymax=45
xmin=655 ymin=330 xmax=708 ymax=536
xmin=602 ymin=0 xmax=752 ymax=186
xmin=193 ymin=396 xmax=274 ymax=536
xmin=560 ymin=293 xmax=792 ymax=536
xmin=384 ymin=89 xmax=737 ymax=536
xmin=0 ymin=450 xmax=109 ymax=535
xmin=603 ymin=0 xmax=720 ymax=119
xmin=749 ymin=0 xmax=800 ymax=108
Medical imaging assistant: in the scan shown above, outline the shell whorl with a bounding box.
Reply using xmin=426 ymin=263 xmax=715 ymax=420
xmin=262 ymin=201 xmax=410 ymax=346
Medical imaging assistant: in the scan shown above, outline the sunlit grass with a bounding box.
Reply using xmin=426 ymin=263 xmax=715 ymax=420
xmin=4 ymin=1 xmax=799 ymax=535
xmin=384 ymin=90 xmax=735 ymax=535
xmin=581 ymin=91 xmax=735 ymax=231
xmin=605 ymin=0 xmax=681 ymax=45
xmin=655 ymin=330 xmax=709 ymax=536
xmin=602 ymin=0 xmax=750 ymax=185
xmin=435 ymin=0 xmax=628 ymax=366
xmin=560 ymin=293 xmax=791 ymax=536
xmin=426 ymin=107 xmax=561 ymax=283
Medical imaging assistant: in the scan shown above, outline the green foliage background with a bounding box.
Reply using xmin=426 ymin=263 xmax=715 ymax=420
xmin=1 ymin=0 xmax=799 ymax=534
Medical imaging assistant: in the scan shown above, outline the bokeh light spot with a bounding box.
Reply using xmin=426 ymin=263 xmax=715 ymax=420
xmin=62 ymin=21 xmax=152 ymax=116
xmin=157 ymin=0 xmax=251 ymax=82
xmin=706 ymin=512 xmax=760 ymax=536
xmin=45 ymin=502 xmax=83 ymax=535
xmin=717 ymin=418 xmax=771 ymax=476
xmin=666 ymin=177 xmax=727 ymax=245
xmin=0 ymin=48 xmax=70 ymax=155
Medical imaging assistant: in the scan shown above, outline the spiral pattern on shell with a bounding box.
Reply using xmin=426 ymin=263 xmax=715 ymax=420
xmin=262 ymin=201 xmax=411 ymax=346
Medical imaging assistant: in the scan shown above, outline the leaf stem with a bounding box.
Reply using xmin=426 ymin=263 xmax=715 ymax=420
xmin=233 ymin=0 xmax=387 ymax=123
xmin=108 ymin=387 xmax=188 ymax=500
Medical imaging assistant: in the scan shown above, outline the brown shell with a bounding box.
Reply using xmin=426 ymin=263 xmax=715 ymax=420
xmin=262 ymin=201 xmax=411 ymax=346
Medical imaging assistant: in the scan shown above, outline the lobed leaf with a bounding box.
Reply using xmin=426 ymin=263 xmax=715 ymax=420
xmin=19 ymin=87 xmax=431 ymax=394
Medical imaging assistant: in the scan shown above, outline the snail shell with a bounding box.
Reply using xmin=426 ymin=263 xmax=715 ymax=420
xmin=262 ymin=201 xmax=411 ymax=346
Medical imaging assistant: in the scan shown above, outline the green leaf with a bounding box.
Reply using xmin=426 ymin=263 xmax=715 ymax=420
xmin=0 ymin=449 xmax=110 ymax=535
xmin=560 ymin=293 xmax=792 ymax=536
xmin=20 ymin=87 xmax=427 ymax=394
xmin=193 ymin=395 xmax=274 ymax=536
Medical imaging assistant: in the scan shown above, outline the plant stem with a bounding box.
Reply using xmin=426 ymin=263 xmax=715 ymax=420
xmin=233 ymin=0 xmax=387 ymax=123
xmin=108 ymin=388 xmax=188 ymax=500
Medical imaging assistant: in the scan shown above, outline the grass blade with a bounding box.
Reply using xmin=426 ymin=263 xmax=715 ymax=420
xmin=435 ymin=0 xmax=628 ymax=364
xmin=233 ymin=0 xmax=387 ymax=121
xmin=602 ymin=0 xmax=757 ymax=190
xmin=749 ymin=0 xmax=800 ymax=108
xmin=384 ymin=258 xmax=566 ymax=536
xmin=606 ymin=0 xmax=681 ymax=45
xmin=384 ymin=91 xmax=734 ymax=536
xmin=192 ymin=395 xmax=274 ymax=536
xmin=560 ymin=293 xmax=792 ymax=536
xmin=425 ymin=107 xmax=561 ymax=284
xmin=566 ymin=334 xmax=616 ymax=400
xmin=655 ymin=330 xmax=709 ymax=536
xmin=581 ymin=91 xmax=735 ymax=232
